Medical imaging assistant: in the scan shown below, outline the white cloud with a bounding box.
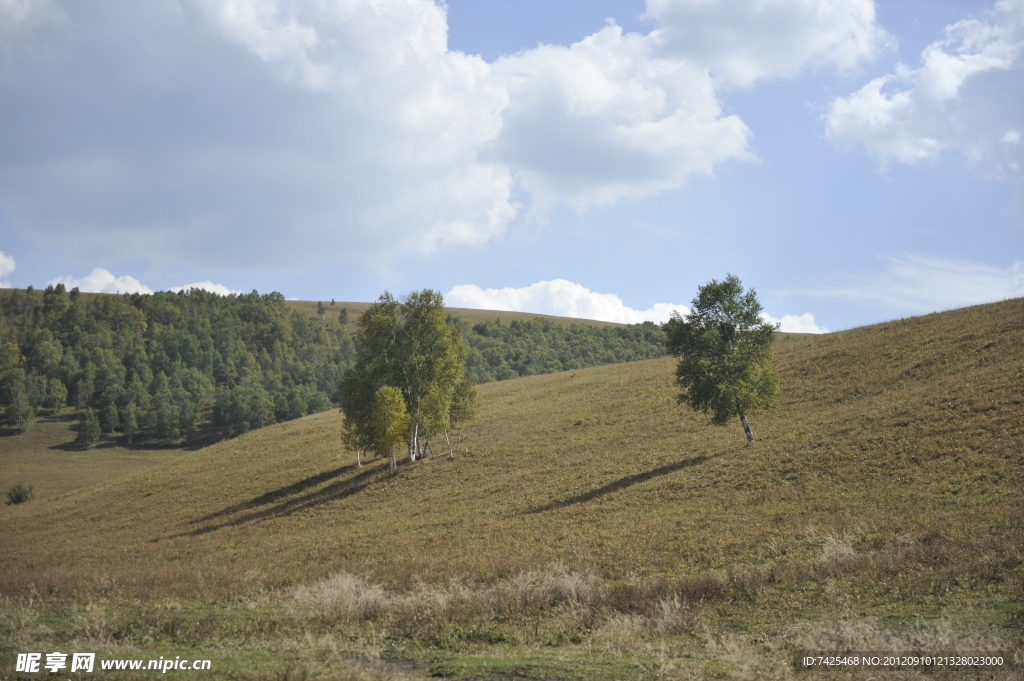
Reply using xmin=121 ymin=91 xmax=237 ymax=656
xmin=0 ymin=0 xmax=515 ymax=268
xmin=446 ymin=279 xmax=689 ymax=324
xmin=49 ymin=268 xmax=153 ymax=294
xmin=448 ymin=278 xmax=829 ymax=331
xmin=825 ymin=0 xmax=1024 ymax=175
xmin=647 ymin=0 xmax=891 ymax=87
xmin=0 ymin=249 xmax=14 ymax=287
xmin=488 ymin=25 xmax=753 ymax=212
xmin=0 ymin=0 xmax=888 ymax=269
xmin=803 ymin=254 xmax=1024 ymax=312
xmin=168 ymin=281 xmax=243 ymax=296
xmin=760 ymin=311 xmax=829 ymax=334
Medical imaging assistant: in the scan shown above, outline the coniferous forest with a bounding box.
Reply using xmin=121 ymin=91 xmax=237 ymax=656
xmin=0 ymin=286 xmax=353 ymax=445
xmin=462 ymin=318 xmax=667 ymax=383
xmin=0 ymin=286 xmax=667 ymax=444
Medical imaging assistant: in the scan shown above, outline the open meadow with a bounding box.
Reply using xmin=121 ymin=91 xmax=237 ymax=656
xmin=2 ymin=299 xmax=1023 ymax=679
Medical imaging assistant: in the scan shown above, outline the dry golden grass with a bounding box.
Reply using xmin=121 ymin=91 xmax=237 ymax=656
xmin=1 ymin=298 xmax=1022 ymax=679
xmin=0 ymin=410 xmax=185 ymax=507
xmin=3 ymin=299 xmax=1023 ymax=594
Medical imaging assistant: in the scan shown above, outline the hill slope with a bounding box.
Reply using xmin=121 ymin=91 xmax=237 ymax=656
xmin=3 ymin=298 xmax=1022 ymax=602
xmin=3 ymin=298 xmax=1022 ymax=679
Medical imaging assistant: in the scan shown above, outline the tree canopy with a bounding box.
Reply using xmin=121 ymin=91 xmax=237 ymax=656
xmin=0 ymin=285 xmax=353 ymax=443
xmin=662 ymin=274 xmax=779 ymax=445
xmin=462 ymin=318 xmax=666 ymax=383
xmin=370 ymin=385 xmax=411 ymax=471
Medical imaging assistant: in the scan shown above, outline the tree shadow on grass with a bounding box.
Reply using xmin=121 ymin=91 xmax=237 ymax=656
xmin=166 ymin=460 xmax=391 ymax=539
xmin=524 ymin=454 xmax=713 ymax=514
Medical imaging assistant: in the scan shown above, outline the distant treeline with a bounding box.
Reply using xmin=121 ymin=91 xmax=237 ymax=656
xmin=461 ymin=318 xmax=667 ymax=383
xmin=0 ymin=286 xmax=353 ymax=443
xmin=0 ymin=286 xmax=667 ymax=443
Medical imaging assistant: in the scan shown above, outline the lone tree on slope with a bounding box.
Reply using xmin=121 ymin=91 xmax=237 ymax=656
xmin=662 ymin=274 xmax=779 ymax=445
xmin=341 ymin=290 xmax=476 ymax=467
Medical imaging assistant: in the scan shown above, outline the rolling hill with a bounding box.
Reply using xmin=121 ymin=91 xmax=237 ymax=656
xmin=2 ymin=298 xmax=1022 ymax=680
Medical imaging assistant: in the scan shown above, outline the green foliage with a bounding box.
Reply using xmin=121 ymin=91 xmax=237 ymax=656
xmin=101 ymin=401 xmax=119 ymax=433
xmin=663 ymin=274 xmax=779 ymax=437
xmin=122 ymin=403 xmax=138 ymax=445
xmin=0 ymin=287 xmax=352 ymax=444
xmin=46 ymin=378 xmax=67 ymax=412
xmin=371 ymin=385 xmax=411 ymax=467
xmin=76 ymin=408 xmax=101 ymax=449
xmin=0 ymin=340 xmax=23 ymax=373
xmin=448 ymin=372 xmax=477 ymax=429
xmin=6 ymin=483 xmax=33 ymax=505
xmin=341 ymin=290 xmax=476 ymax=458
xmin=8 ymin=393 xmax=33 ymax=430
xmin=462 ymin=318 xmax=667 ymax=383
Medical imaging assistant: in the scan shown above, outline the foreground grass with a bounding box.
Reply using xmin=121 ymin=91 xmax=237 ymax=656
xmin=2 ymin=299 xmax=1023 ymax=679
xmin=0 ymin=576 xmax=1017 ymax=680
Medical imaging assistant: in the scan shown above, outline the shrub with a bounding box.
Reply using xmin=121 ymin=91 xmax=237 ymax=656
xmin=6 ymin=483 xmax=33 ymax=505
xmin=292 ymin=573 xmax=387 ymax=621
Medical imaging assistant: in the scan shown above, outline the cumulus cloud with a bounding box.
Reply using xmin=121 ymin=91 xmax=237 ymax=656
xmin=448 ymin=278 xmax=829 ymax=331
xmin=0 ymin=0 xmax=888 ymax=269
xmin=760 ymin=311 xmax=829 ymax=334
xmin=168 ymin=281 xmax=244 ymax=296
xmin=49 ymin=268 xmax=153 ymax=294
xmin=488 ymin=25 xmax=752 ymax=211
xmin=0 ymin=0 xmax=515 ymax=268
xmin=446 ymin=279 xmax=689 ymax=324
xmin=647 ymin=0 xmax=890 ymax=87
xmin=0 ymin=249 xmax=14 ymax=287
xmin=825 ymin=0 xmax=1024 ymax=175
xmin=803 ymin=254 xmax=1024 ymax=312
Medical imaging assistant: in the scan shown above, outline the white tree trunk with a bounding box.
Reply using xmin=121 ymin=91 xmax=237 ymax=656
xmin=409 ymin=423 xmax=419 ymax=462
xmin=736 ymin=398 xmax=755 ymax=445
xmin=357 ymin=449 xmax=362 ymax=467
xmin=389 ymin=447 xmax=397 ymax=471
xmin=445 ymin=429 xmax=454 ymax=459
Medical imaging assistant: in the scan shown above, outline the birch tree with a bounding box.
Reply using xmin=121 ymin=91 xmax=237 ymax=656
xmin=341 ymin=290 xmax=476 ymax=465
xmin=662 ymin=274 xmax=779 ymax=445
xmin=371 ymin=386 xmax=411 ymax=471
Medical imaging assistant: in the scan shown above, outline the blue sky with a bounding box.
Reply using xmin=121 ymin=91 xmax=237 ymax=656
xmin=1 ymin=0 xmax=1021 ymax=332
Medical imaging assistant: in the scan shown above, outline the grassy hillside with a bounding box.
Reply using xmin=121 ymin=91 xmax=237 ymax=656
xmin=2 ymin=299 xmax=1022 ymax=679
xmin=0 ymin=411 xmax=185 ymax=503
